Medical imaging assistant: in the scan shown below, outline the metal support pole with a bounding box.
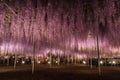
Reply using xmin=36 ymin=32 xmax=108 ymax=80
xmin=75 ymin=55 xmax=77 ymax=64
xmin=67 ymin=55 xmax=70 ymax=64
xmin=90 ymin=56 xmax=92 ymax=69
xmin=14 ymin=54 xmax=17 ymax=69
xmin=32 ymin=57 xmax=35 ymax=74
xmin=57 ymin=54 xmax=60 ymax=65
xmin=7 ymin=56 xmax=9 ymax=66
xmin=32 ymin=42 xmax=36 ymax=74
xmin=96 ymin=35 xmax=101 ymax=76
xmin=50 ymin=53 xmax=52 ymax=67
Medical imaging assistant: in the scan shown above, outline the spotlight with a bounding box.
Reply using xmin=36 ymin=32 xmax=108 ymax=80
xmin=83 ymin=61 xmax=86 ymax=64
xmin=48 ymin=61 xmax=51 ymax=64
xmin=56 ymin=61 xmax=58 ymax=64
xmin=112 ymin=60 xmax=116 ymax=64
xmin=100 ymin=61 xmax=103 ymax=64
xmin=22 ymin=61 xmax=25 ymax=64
xmin=37 ymin=61 xmax=41 ymax=64
xmin=17 ymin=61 xmax=19 ymax=63
xmin=109 ymin=61 xmax=112 ymax=64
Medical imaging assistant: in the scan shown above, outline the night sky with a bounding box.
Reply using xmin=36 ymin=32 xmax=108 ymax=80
xmin=0 ymin=0 xmax=120 ymax=57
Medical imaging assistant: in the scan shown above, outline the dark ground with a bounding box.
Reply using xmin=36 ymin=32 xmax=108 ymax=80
xmin=0 ymin=64 xmax=120 ymax=80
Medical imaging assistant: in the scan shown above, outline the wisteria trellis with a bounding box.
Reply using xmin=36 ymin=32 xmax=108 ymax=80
xmin=0 ymin=0 xmax=120 ymax=57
